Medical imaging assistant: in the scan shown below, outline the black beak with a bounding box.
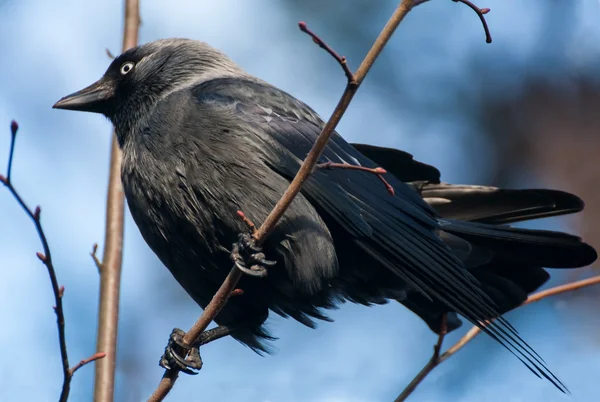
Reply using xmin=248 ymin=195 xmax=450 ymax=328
xmin=53 ymin=78 xmax=114 ymax=113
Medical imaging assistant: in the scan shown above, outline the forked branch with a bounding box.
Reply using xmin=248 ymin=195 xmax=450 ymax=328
xmin=298 ymin=21 xmax=355 ymax=84
xmin=1 ymin=121 xmax=105 ymax=402
xmin=395 ymin=274 xmax=600 ymax=401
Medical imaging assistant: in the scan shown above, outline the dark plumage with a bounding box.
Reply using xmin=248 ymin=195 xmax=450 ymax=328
xmin=54 ymin=38 xmax=596 ymax=391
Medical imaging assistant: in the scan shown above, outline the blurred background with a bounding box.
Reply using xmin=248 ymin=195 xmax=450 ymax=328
xmin=0 ymin=0 xmax=599 ymax=401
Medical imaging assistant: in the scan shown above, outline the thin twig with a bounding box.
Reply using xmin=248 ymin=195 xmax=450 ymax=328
xmin=91 ymin=243 xmax=103 ymax=272
xmin=93 ymin=1 xmax=140 ymax=401
xmin=397 ymin=274 xmax=600 ymax=400
xmin=254 ymin=0 xmax=415 ymax=241
xmin=413 ymin=0 xmax=492 ymax=43
xmin=316 ymin=162 xmax=395 ymax=196
xmin=452 ymin=0 xmax=491 ymax=43
xmin=440 ymin=274 xmax=600 ymax=360
xmin=106 ymin=48 xmax=116 ymax=60
xmin=395 ymin=314 xmax=447 ymax=402
xmin=147 ymin=1 xmax=416 ymax=401
xmin=69 ymin=352 xmax=107 ymax=376
xmin=236 ymin=210 xmax=257 ymax=236
xmin=6 ymin=120 xmax=17 ymax=181
xmin=298 ymin=21 xmax=355 ymax=83
xmin=1 ymin=121 xmax=102 ymax=402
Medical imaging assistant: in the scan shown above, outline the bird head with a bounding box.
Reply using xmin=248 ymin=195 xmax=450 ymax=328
xmin=53 ymin=38 xmax=243 ymax=135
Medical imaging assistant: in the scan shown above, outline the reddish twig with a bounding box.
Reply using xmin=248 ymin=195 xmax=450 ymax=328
xmin=147 ymin=1 xmax=417 ymax=401
xmin=316 ymin=162 xmax=395 ymax=196
xmin=1 ymin=121 xmax=102 ymax=402
xmin=93 ymin=1 xmax=140 ymax=401
xmin=298 ymin=21 xmax=355 ymax=84
xmin=396 ymin=274 xmax=600 ymax=400
xmin=413 ymin=0 xmax=492 ymax=43
xmin=70 ymin=352 xmax=107 ymax=376
xmin=236 ymin=210 xmax=257 ymax=235
xmin=91 ymin=243 xmax=103 ymax=272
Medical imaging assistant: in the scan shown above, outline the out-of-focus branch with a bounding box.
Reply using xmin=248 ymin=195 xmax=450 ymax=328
xmin=147 ymin=1 xmax=417 ymax=400
xmin=395 ymin=274 xmax=600 ymax=401
xmin=1 ymin=121 xmax=106 ymax=401
xmin=413 ymin=0 xmax=492 ymax=43
xmin=93 ymin=1 xmax=140 ymax=401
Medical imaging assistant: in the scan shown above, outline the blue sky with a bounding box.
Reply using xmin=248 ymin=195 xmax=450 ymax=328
xmin=0 ymin=0 xmax=599 ymax=401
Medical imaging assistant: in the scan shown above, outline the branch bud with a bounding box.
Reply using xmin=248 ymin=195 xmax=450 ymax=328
xmin=10 ymin=120 xmax=18 ymax=137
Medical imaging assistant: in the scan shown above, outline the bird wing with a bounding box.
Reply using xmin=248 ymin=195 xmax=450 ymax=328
xmin=189 ymin=77 xmax=566 ymax=390
xmin=349 ymin=144 xmax=584 ymax=224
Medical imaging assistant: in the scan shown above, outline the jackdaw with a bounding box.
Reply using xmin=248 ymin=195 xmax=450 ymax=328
xmin=53 ymin=38 xmax=597 ymax=390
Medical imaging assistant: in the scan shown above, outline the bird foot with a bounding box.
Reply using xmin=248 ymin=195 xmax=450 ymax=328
xmin=159 ymin=328 xmax=202 ymax=375
xmin=231 ymin=233 xmax=276 ymax=278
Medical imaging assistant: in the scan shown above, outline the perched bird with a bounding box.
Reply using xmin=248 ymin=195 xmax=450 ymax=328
xmin=54 ymin=38 xmax=596 ymax=391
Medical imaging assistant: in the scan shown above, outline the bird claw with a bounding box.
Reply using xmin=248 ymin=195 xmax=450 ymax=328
xmin=231 ymin=233 xmax=276 ymax=278
xmin=159 ymin=328 xmax=202 ymax=375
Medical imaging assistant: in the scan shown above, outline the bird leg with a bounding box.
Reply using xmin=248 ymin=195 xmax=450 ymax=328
xmin=159 ymin=326 xmax=235 ymax=374
xmin=160 ymin=328 xmax=202 ymax=374
xmin=231 ymin=232 xmax=276 ymax=278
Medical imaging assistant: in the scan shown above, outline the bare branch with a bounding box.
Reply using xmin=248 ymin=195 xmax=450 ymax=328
xmin=147 ymin=1 xmax=417 ymax=400
xmin=298 ymin=21 xmax=355 ymax=84
xmin=395 ymin=314 xmax=447 ymax=402
xmin=148 ymin=267 xmax=244 ymax=401
xmin=440 ymin=274 xmax=600 ymax=360
xmin=396 ymin=274 xmax=600 ymax=400
xmin=93 ymin=1 xmax=141 ymax=401
xmin=1 ymin=121 xmax=102 ymax=401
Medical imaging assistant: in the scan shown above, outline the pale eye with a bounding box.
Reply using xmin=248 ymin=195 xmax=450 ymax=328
xmin=120 ymin=62 xmax=135 ymax=75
